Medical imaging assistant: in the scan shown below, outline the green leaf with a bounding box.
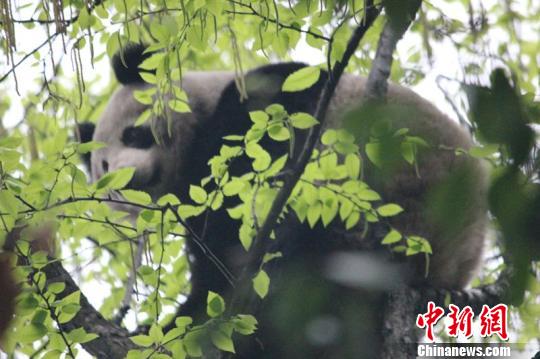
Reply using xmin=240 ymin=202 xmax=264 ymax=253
xmin=468 ymin=144 xmax=499 ymax=158
xmin=210 ymin=327 xmax=235 ymax=353
xmin=120 ymin=189 xmax=152 ymax=205
xmin=381 ymin=229 xmax=402 ymax=244
xmin=48 ymin=282 xmax=66 ymax=294
xmin=262 ymin=252 xmax=282 ymax=264
xmin=282 ymin=67 xmax=321 ymax=92
xmin=377 ymin=204 xmax=404 ymax=217
xmin=207 ymin=291 xmax=225 ymax=318
xmin=135 ymin=109 xmax=152 ymax=126
xmin=0 ymin=190 xmax=19 ymax=217
xmin=239 ymin=224 xmax=254 ymax=250
xmin=163 ymin=327 xmax=186 ymax=343
xmin=250 ymin=148 xmax=271 ymax=171
xmin=345 ymin=154 xmax=361 ymax=179
xmin=206 ymin=0 xmax=224 ymax=15
xmin=149 ymin=324 xmax=164 ymax=343
xmin=19 ymin=323 xmax=47 ymax=343
xmin=267 ymin=123 xmax=290 ymax=141
xmin=67 ymin=328 xmax=98 ymax=344
xmin=189 ymin=185 xmax=207 ymax=204
xmin=223 ymin=180 xmax=244 ymax=196
xmin=175 ymin=316 xmax=193 ymax=328
xmin=249 ymin=111 xmax=269 ymax=125
xmin=232 ymin=314 xmax=258 ymax=335
xmin=42 ymin=350 xmax=64 ymax=359
xmin=31 ymin=309 xmax=48 ymax=325
xmin=77 ymin=141 xmax=105 ymax=154
xmin=357 ymin=189 xmax=381 ymax=201
xmin=290 ymin=112 xmax=319 ymax=129
xmin=61 ymin=290 xmax=81 ymax=305
xmin=321 ymin=129 xmax=337 ymax=145
xmin=184 ymin=331 xmax=203 ymax=357
xmin=339 ymin=199 xmax=353 ymax=220
xmin=252 ymin=270 xmax=270 ymax=299
xmin=169 ymin=99 xmax=191 ymax=113
xmin=96 ymin=167 xmax=136 ymax=190
xmin=345 ymin=211 xmax=360 ymax=229
xmin=130 ymin=334 xmax=154 ymax=347
xmin=178 ymin=204 xmax=205 ymax=218
xmin=133 ymin=89 xmax=154 ymax=105
xmin=401 ymin=142 xmax=415 ymax=164
xmin=307 ymin=201 xmax=322 ymax=227
xmin=321 ymin=201 xmax=338 ymax=227
xmin=223 ymin=135 xmax=244 ymax=141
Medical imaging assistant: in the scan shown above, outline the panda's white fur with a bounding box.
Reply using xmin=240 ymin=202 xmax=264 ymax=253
xmin=91 ymin=72 xmax=235 ymax=213
xmin=91 ymin=72 xmax=485 ymax=287
xmin=88 ymin=48 xmax=486 ymax=294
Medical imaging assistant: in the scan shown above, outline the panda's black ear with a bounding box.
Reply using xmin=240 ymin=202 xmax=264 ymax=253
xmin=77 ymin=122 xmax=95 ymax=171
xmin=78 ymin=122 xmax=95 ymax=143
xmin=112 ymin=43 xmax=154 ymax=85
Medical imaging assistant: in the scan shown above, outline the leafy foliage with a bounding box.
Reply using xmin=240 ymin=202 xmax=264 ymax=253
xmin=0 ymin=0 xmax=539 ymax=357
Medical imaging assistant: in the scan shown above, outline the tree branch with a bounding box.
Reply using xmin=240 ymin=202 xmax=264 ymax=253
xmin=364 ymin=1 xmax=422 ymax=102
xmin=41 ymin=260 xmax=137 ymax=358
xmin=350 ymin=2 xmax=423 ymax=358
xmin=356 ymin=3 xmax=513 ymax=358
xmin=226 ymin=1 xmax=331 ymax=42
xmin=5 ymin=228 xmax=136 ymax=358
xmin=230 ymin=0 xmax=382 ymax=314
xmin=0 ymin=0 xmax=106 ymax=84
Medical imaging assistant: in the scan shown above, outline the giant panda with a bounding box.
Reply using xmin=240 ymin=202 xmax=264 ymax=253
xmin=80 ymin=43 xmax=487 ymax=358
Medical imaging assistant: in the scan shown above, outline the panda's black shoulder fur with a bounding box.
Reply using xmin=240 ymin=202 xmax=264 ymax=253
xmin=184 ymin=62 xmax=328 ymax=187
xmin=180 ymin=62 xmax=329 ymax=308
xmin=111 ymin=43 xmax=154 ymax=85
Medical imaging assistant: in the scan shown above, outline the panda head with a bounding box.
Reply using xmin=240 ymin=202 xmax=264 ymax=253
xmin=81 ymin=44 xmax=201 ymax=212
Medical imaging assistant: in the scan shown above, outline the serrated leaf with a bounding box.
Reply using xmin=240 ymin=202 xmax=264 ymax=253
xmin=233 ymin=314 xmax=258 ymax=335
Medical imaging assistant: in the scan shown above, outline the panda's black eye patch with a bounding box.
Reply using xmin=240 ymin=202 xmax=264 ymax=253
xmin=121 ymin=126 xmax=155 ymax=149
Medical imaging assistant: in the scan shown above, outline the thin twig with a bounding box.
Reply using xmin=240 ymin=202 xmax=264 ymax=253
xmin=226 ymin=0 xmax=331 ymax=42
